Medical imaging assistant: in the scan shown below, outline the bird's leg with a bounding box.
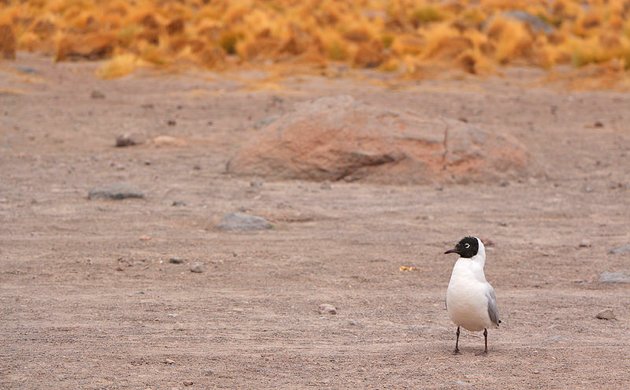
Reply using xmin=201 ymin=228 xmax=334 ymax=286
xmin=483 ymin=328 xmax=488 ymax=354
xmin=453 ymin=326 xmax=461 ymax=355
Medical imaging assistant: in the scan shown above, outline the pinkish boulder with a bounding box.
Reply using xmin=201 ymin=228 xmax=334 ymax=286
xmin=227 ymin=95 xmax=528 ymax=184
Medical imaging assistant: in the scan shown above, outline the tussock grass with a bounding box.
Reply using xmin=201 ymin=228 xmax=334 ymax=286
xmin=0 ymin=0 xmax=628 ymax=82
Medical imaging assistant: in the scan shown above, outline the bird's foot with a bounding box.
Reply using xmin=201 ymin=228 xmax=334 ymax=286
xmin=452 ymin=349 xmax=461 ymax=355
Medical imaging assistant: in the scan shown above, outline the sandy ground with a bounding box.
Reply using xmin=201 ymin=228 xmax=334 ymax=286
xmin=1 ymin=54 xmax=630 ymax=389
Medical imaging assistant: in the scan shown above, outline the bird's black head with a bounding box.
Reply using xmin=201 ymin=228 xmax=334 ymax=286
xmin=444 ymin=236 xmax=479 ymax=258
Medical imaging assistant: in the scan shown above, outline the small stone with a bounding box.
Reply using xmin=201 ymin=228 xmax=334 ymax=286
xmin=17 ymin=66 xmax=37 ymax=74
xmin=115 ymin=133 xmax=143 ymax=147
xmin=217 ymin=212 xmax=272 ymax=231
xmin=599 ymin=272 xmax=630 ymax=284
xmin=164 ymin=359 xmax=175 ymax=365
xmin=348 ymin=319 xmax=359 ymax=326
xmin=320 ymin=181 xmax=332 ymax=190
xmin=172 ymin=201 xmax=186 ymax=207
xmin=183 ymin=381 xmax=193 ymax=386
xmin=318 ymin=303 xmax=337 ymax=315
xmin=169 ymin=257 xmax=184 ymax=264
xmin=250 ymin=179 xmax=264 ymax=188
xmin=593 ymin=121 xmax=604 ymax=128
xmin=609 ymin=244 xmax=630 ymax=255
xmin=167 ymin=119 xmax=177 ymax=126
xmin=153 ymin=135 xmax=186 ymax=147
xmin=579 ymin=239 xmax=591 ymax=248
xmin=91 ymin=90 xmax=105 ymax=99
xmin=254 ymin=115 xmax=279 ymax=129
xmin=595 ymin=309 xmax=616 ymax=320
xmin=88 ymin=183 xmax=144 ymax=200
xmin=190 ymin=262 xmax=205 ymax=273
xmin=499 ymin=180 xmax=509 ymax=187
xmin=455 ymin=380 xmax=472 ymax=387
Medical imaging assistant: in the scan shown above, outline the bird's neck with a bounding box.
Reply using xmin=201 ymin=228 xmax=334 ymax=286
xmin=472 ymin=246 xmax=486 ymax=268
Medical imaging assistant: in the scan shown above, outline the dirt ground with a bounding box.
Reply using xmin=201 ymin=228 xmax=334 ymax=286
xmin=1 ymin=54 xmax=629 ymax=389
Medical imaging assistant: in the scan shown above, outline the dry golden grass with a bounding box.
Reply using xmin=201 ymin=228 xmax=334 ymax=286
xmin=1 ymin=0 xmax=629 ymax=83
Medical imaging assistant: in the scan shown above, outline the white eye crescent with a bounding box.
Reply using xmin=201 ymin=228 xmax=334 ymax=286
xmin=464 ymin=243 xmax=470 ymax=249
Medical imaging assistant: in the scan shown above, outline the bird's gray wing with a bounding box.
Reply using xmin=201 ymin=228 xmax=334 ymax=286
xmin=486 ymin=286 xmax=500 ymax=326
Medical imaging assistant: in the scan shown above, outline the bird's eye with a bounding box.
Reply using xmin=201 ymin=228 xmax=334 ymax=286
xmin=464 ymin=243 xmax=470 ymax=249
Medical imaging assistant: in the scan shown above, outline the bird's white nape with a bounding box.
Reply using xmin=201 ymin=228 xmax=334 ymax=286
xmin=473 ymin=237 xmax=486 ymax=268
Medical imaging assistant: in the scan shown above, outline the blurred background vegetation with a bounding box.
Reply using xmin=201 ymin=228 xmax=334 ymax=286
xmin=1 ymin=0 xmax=629 ymax=81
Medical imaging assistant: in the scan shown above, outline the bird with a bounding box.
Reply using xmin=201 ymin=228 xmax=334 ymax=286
xmin=444 ymin=236 xmax=500 ymax=355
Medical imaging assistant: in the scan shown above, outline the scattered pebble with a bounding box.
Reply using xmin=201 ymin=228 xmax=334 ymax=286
xmin=320 ymin=181 xmax=332 ymax=190
xmin=88 ymin=183 xmax=145 ymax=200
xmin=91 ymin=90 xmax=105 ymax=99
xmin=318 ymin=303 xmax=337 ymax=315
xmin=115 ymin=133 xmax=143 ymax=147
xmin=599 ymin=271 xmax=630 ymax=284
xmin=609 ymin=244 xmax=630 ymax=255
xmin=254 ymin=115 xmax=279 ymax=129
xmin=595 ymin=309 xmax=616 ymax=320
xmin=164 ymin=359 xmax=175 ymax=365
xmin=217 ymin=212 xmax=272 ymax=231
xmin=593 ymin=121 xmax=604 ymax=128
xmin=167 ymin=119 xmax=177 ymax=126
xmin=250 ymin=178 xmax=264 ymax=188
xmin=190 ymin=262 xmax=205 ymax=273
xmin=172 ymin=201 xmax=186 ymax=207
xmin=169 ymin=257 xmax=184 ymax=264
xmin=154 ymin=135 xmax=186 ymax=147
xmin=183 ymin=381 xmax=193 ymax=386
xmin=455 ymin=380 xmax=472 ymax=387
xmin=348 ymin=319 xmax=359 ymax=326
xmin=579 ymin=239 xmax=591 ymax=248
xmin=17 ymin=66 xmax=38 ymax=74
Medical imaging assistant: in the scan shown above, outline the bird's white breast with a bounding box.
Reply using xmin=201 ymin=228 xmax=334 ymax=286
xmin=446 ymin=258 xmax=494 ymax=331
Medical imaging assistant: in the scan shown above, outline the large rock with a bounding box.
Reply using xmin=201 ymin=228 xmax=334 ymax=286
xmin=226 ymin=96 xmax=528 ymax=184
